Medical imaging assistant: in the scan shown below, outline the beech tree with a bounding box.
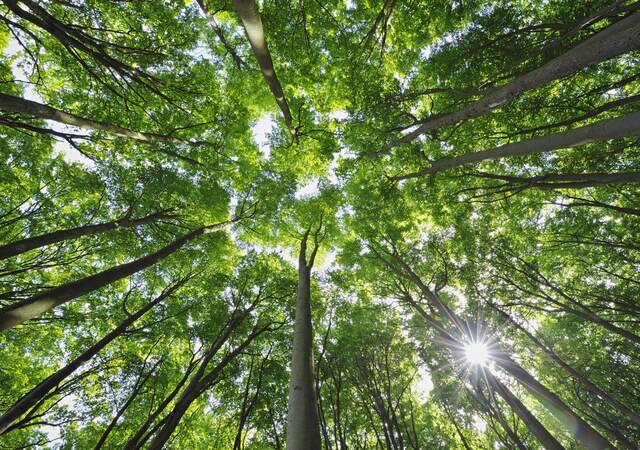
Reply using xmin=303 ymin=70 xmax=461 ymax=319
xmin=1 ymin=0 xmax=639 ymax=449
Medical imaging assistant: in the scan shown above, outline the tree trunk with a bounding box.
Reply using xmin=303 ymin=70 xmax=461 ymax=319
xmin=232 ymin=0 xmax=293 ymax=129
xmin=468 ymin=171 xmax=640 ymax=190
xmin=372 ymin=12 xmax=640 ymax=155
xmin=128 ymin=312 xmax=247 ymax=450
xmin=393 ymin=111 xmax=640 ymax=180
xmin=0 ymin=209 xmax=170 ymax=260
xmin=146 ymin=321 xmax=268 ymax=450
xmin=381 ymin=250 xmax=615 ymax=450
xmin=494 ymin=352 xmax=614 ymax=450
xmin=487 ymin=374 xmax=566 ymax=450
xmin=0 ymin=220 xmax=231 ymax=330
xmin=0 ymin=93 xmax=194 ymax=146
xmin=0 ymin=279 xmax=185 ymax=435
xmin=407 ymin=293 xmax=564 ymax=449
xmin=502 ymin=93 xmax=640 ymax=138
xmin=286 ymin=230 xmax=322 ymax=449
xmin=492 ymin=304 xmax=640 ymax=426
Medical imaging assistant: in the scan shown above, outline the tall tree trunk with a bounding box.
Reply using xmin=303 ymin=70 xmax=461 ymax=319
xmin=371 ymin=11 xmax=640 ymax=155
xmin=494 ymin=351 xmax=613 ymax=450
xmin=286 ymin=229 xmax=322 ymax=449
xmin=409 ymin=297 xmax=564 ymax=450
xmin=0 ymin=220 xmax=233 ymax=330
xmin=0 ymin=93 xmax=195 ymax=146
xmin=492 ymin=303 xmax=640 ymax=427
xmin=146 ymin=321 xmax=269 ymax=450
xmin=392 ymin=111 xmax=640 ymax=180
xmin=0 ymin=209 xmax=171 ymax=261
xmin=487 ymin=374 xmax=565 ymax=450
xmin=467 ymin=171 xmax=640 ymax=191
xmin=232 ymin=0 xmax=293 ymax=129
xmin=502 ymin=93 xmax=640 ymax=138
xmin=0 ymin=278 xmax=186 ymax=435
xmin=379 ymin=249 xmax=614 ymax=450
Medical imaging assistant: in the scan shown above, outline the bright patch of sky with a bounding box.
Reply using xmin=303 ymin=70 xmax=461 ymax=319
xmin=328 ymin=109 xmax=349 ymax=121
xmin=6 ymin=38 xmax=39 ymax=101
xmin=345 ymin=0 xmax=356 ymax=10
xmin=294 ymin=177 xmax=320 ymax=200
xmin=251 ymin=114 xmax=275 ymax=159
xmin=415 ymin=365 xmax=434 ymax=402
xmin=50 ymin=127 xmax=95 ymax=168
xmin=337 ymin=204 xmax=354 ymax=220
xmin=473 ymin=414 xmax=487 ymax=432
xmin=39 ymin=393 xmax=79 ymax=442
xmin=394 ymin=72 xmax=410 ymax=91
xmin=316 ymin=249 xmax=336 ymax=273
xmin=188 ymin=43 xmax=217 ymax=62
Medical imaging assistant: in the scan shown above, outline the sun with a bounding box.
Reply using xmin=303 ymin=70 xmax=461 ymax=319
xmin=464 ymin=341 xmax=490 ymax=366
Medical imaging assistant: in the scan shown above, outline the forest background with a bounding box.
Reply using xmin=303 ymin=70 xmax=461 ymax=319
xmin=0 ymin=0 xmax=639 ymax=449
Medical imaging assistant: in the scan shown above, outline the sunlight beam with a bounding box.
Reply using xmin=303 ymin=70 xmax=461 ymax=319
xmin=464 ymin=341 xmax=490 ymax=366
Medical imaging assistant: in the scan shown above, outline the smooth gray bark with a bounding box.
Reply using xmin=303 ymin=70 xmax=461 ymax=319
xmin=393 ymin=111 xmax=640 ymax=180
xmin=286 ymin=230 xmax=322 ymax=450
xmin=467 ymin=171 xmax=640 ymax=190
xmin=0 ymin=93 xmax=195 ymax=146
xmin=232 ymin=0 xmax=293 ymax=129
xmin=0 ymin=210 xmax=170 ymax=260
xmin=487 ymin=374 xmax=565 ymax=450
xmin=0 ymin=220 xmax=232 ymax=330
xmin=372 ymin=12 xmax=640 ymax=156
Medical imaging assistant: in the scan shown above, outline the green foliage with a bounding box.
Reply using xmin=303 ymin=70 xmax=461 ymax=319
xmin=0 ymin=0 xmax=638 ymax=448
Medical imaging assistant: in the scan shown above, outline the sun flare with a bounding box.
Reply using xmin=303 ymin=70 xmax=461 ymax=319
xmin=464 ymin=341 xmax=490 ymax=366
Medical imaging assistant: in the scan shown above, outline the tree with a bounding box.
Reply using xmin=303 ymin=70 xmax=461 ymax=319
xmin=1 ymin=1 xmax=639 ymax=448
xmin=285 ymin=224 xmax=323 ymax=449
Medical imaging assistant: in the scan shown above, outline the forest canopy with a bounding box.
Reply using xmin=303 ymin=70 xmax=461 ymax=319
xmin=0 ymin=0 xmax=639 ymax=449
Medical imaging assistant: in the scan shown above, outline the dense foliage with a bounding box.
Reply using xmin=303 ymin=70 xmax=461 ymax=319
xmin=0 ymin=0 xmax=639 ymax=448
